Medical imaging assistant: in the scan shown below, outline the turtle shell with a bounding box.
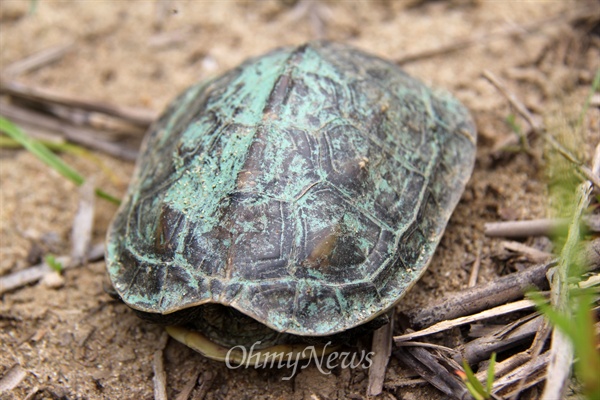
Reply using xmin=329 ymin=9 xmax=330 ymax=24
xmin=106 ymin=41 xmax=476 ymax=337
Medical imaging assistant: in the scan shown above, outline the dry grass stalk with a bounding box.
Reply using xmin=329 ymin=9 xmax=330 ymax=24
xmin=367 ymin=315 xmax=394 ymax=396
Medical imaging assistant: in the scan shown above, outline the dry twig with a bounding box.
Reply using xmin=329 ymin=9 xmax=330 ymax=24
xmin=1 ymin=43 xmax=74 ymax=78
xmin=174 ymin=369 xmax=201 ymax=400
xmin=405 ymin=260 xmax=555 ymax=329
xmin=0 ymin=243 xmax=104 ymax=295
xmin=153 ymin=333 xmax=170 ymax=400
xmin=507 ymin=318 xmax=552 ymax=400
xmin=394 ymin=347 xmax=467 ymax=399
xmin=593 ymin=142 xmax=600 ymax=178
xmin=71 ymin=180 xmax=96 ymax=266
xmin=484 ymin=215 xmax=600 ymax=237
xmin=458 ymin=314 xmax=543 ymax=365
xmin=367 ymin=316 xmax=394 ymax=396
xmin=482 ymin=70 xmax=600 ymax=191
xmin=468 ymin=242 xmax=482 ymax=287
xmin=396 ymin=299 xmax=537 ymax=343
xmin=501 ymin=241 xmax=553 ymax=264
xmin=0 ymin=364 xmax=28 ymax=395
xmin=493 ymin=351 xmax=550 ymax=397
xmin=0 ymin=80 xmax=156 ymax=127
xmin=195 ymin=371 xmax=215 ymax=400
xmin=0 ymin=99 xmax=140 ymax=160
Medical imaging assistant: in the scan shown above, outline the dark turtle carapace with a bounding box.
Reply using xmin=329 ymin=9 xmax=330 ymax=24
xmin=106 ymin=41 xmax=476 ymax=362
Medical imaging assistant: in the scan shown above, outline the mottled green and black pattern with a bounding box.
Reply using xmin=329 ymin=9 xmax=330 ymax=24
xmin=106 ymin=41 xmax=476 ymax=339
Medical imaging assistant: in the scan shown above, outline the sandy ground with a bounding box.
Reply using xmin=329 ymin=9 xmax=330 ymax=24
xmin=1 ymin=1 xmax=598 ymax=399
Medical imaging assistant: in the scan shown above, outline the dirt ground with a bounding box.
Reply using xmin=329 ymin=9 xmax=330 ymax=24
xmin=0 ymin=1 xmax=598 ymax=399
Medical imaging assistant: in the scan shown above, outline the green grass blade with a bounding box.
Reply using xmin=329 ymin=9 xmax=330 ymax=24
xmin=45 ymin=254 xmax=64 ymax=272
xmin=462 ymin=359 xmax=486 ymax=397
xmin=28 ymin=0 xmax=39 ymax=15
xmin=0 ymin=117 xmax=84 ymax=185
xmin=528 ymin=291 xmax=575 ymax=338
xmin=95 ymin=188 xmax=121 ymax=204
xmin=0 ymin=117 xmax=120 ymax=205
xmin=486 ymin=353 xmax=496 ymax=395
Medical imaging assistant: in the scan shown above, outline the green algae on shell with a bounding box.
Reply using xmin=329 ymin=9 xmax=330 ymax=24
xmin=105 ymin=41 xmax=476 ymax=357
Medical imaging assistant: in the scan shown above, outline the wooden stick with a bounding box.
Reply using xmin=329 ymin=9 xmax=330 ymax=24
xmin=485 ymin=218 xmax=564 ymax=238
xmin=592 ymin=142 xmax=600 ymax=178
xmin=173 ymin=369 xmax=201 ymax=400
xmin=70 ymin=180 xmax=96 ymax=265
xmin=468 ymin=242 xmax=482 ymax=287
xmin=405 ymin=261 xmax=554 ymax=329
xmin=477 ymin=351 xmax=530 ymax=383
xmin=367 ymin=316 xmax=394 ymax=396
xmin=395 ymin=341 xmax=457 ymax=355
xmin=0 ymin=243 xmax=104 ymax=294
xmin=508 ymin=318 xmax=552 ymax=400
xmin=2 ymin=43 xmax=74 ymax=77
xmin=0 ymin=100 xmax=139 ymax=160
xmin=195 ymin=371 xmax=215 ymax=400
xmin=393 ymin=347 xmax=468 ymax=399
xmin=0 ymin=79 xmax=156 ymax=127
xmin=501 ymin=241 xmax=553 ymax=263
xmin=0 ymin=364 xmax=27 ymax=394
xmin=484 ymin=215 xmax=600 ymax=237
xmin=153 ymin=333 xmax=169 ymax=400
xmin=493 ymin=351 xmax=550 ymax=397
xmin=405 ymin=238 xmax=599 ymax=332
xmin=396 ymin=299 xmax=537 ymax=343
xmin=483 ymin=70 xmax=600 ymax=191
xmin=458 ymin=314 xmax=543 ymax=365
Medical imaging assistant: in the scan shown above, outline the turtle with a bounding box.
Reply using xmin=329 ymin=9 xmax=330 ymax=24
xmin=105 ymin=41 xmax=477 ymax=364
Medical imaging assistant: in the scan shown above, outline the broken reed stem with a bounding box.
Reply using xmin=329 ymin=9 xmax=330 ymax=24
xmin=541 ymin=181 xmax=593 ymax=400
xmin=485 ymin=215 xmax=600 ymax=238
xmin=485 ymin=218 xmax=564 ymax=238
xmin=396 ymin=299 xmax=537 ymax=343
xmin=153 ymin=333 xmax=169 ymax=400
xmin=393 ymin=347 xmax=468 ymax=399
xmin=367 ymin=315 xmax=394 ymax=396
xmin=468 ymin=242 xmax=482 ymax=287
xmin=592 ymin=142 xmax=600 ymax=178
xmin=507 ymin=317 xmax=552 ymax=400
